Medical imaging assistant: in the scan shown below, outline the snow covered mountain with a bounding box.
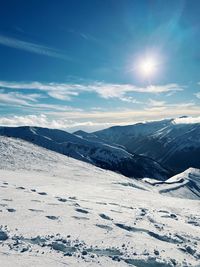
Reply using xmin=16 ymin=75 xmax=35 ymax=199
xmin=143 ymin=168 xmax=200 ymax=200
xmin=0 ymin=126 xmax=171 ymax=180
xmin=0 ymin=136 xmax=199 ymax=267
xmin=93 ymin=118 xmax=200 ymax=173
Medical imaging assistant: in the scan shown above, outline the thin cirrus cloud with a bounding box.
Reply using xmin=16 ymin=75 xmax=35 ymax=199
xmin=0 ymin=90 xmax=41 ymax=106
xmin=148 ymin=99 xmax=166 ymax=107
xmin=0 ymin=34 xmax=71 ymax=61
xmin=0 ymin=90 xmax=81 ymax=112
xmin=0 ymin=80 xmax=184 ymax=102
xmin=195 ymin=82 xmax=200 ymax=99
xmin=146 ymin=99 xmax=196 ymax=112
xmin=195 ymin=92 xmax=200 ymax=99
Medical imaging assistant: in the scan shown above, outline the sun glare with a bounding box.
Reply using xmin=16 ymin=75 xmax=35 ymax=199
xmin=138 ymin=57 xmax=157 ymax=77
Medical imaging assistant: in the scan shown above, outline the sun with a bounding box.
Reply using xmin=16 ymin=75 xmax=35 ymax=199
xmin=138 ymin=57 xmax=157 ymax=77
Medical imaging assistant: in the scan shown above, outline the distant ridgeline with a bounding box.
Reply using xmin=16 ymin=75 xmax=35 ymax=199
xmin=0 ymin=125 xmax=171 ymax=181
xmin=1 ymin=118 xmax=199 ymax=180
xmin=91 ymin=118 xmax=200 ymax=174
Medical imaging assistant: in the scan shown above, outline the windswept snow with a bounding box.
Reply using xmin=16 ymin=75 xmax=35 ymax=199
xmin=143 ymin=168 xmax=200 ymax=200
xmin=0 ymin=136 xmax=199 ymax=267
xmin=158 ymin=168 xmax=200 ymax=200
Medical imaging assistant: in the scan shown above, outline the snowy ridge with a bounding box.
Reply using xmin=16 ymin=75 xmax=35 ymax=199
xmin=159 ymin=168 xmax=200 ymax=199
xmin=94 ymin=118 xmax=200 ymax=173
xmin=143 ymin=168 xmax=200 ymax=200
xmin=0 ymin=126 xmax=171 ymax=180
xmin=0 ymin=136 xmax=199 ymax=266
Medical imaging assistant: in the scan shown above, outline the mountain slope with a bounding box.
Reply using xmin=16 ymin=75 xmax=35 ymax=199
xmin=0 ymin=126 xmax=171 ymax=180
xmin=0 ymin=136 xmax=199 ymax=267
xmin=94 ymin=118 xmax=200 ymax=173
xmin=143 ymin=168 xmax=200 ymax=200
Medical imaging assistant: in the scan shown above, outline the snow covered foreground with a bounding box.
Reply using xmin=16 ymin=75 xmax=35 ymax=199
xmin=0 ymin=137 xmax=200 ymax=267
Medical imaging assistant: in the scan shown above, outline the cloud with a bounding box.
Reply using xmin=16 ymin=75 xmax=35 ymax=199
xmin=88 ymin=83 xmax=183 ymax=98
xmin=148 ymin=99 xmax=166 ymax=107
xmin=0 ymin=100 xmax=200 ymax=132
xmin=0 ymin=81 xmax=184 ymax=102
xmin=0 ymin=91 xmax=41 ymax=106
xmin=117 ymin=96 xmax=141 ymax=104
xmin=0 ymin=34 xmax=71 ymax=61
xmin=147 ymin=98 xmax=196 ymax=111
xmin=195 ymin=92 xmax=200 ymax=99
xmin=173 ymin=116 xmax=200 ymax=124
xmin=0 ymin=114 xmax=112 ymax=132
xmin=0 ymin=91 xmax=81 ymax=112
xmin=136 ymin=84 xmax=184 ymax=94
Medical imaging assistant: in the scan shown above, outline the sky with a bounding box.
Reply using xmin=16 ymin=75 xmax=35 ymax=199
xmin=0 ymin=0 xmax=200 ymax=132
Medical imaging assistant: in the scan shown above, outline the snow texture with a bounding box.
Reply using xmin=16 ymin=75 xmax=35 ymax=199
xmin=0 ymin=136 xmax=199 ymax=266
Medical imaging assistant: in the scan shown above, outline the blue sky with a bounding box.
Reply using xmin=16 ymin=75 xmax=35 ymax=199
xmin=0 ymin=0 xmax=200 ymax=131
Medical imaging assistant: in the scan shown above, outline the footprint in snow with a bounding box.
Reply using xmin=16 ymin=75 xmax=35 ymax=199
xmin=46 ymin=215 xmax=59 ymax=220
xmin=96 ymin=224 xmax=113 ymax=231
xmin=96 ymin=201 xmax=107 ymax=205
xmin=99 ymin=213 xmax=113 ymax=221
xmin=72 ymin=216 xmax=89 ymax=220
xmin=29 ymin=209 xmax=44 ymax=213
xmin=31 ymin=189 xmax=36 ymax=192
xmin=140 ymin=208 xmax=148 ymax=216
xmin=75 ymin=208 xmax=89 ymax=214
xmin=0 ymin=230 xmax=9 ymax=241
xmin=38 ymin=192 xmax=47 ymax=196
xmin=16 ymin=186 xmax=25 ymax=190
xmin=7 ymin=208 xmax=16 ymax=212
xmin=158 ymin=210 xmax=169 ymax=214
xmin=161 ymin=214 xmax=178 ymax=220
xmin=57 ymin=197 xmax=68 ymax=202
xmin=69 ymin=196 xmax=77 ymax=200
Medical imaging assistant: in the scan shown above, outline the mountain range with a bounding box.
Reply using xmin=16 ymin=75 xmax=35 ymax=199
xmin=0 ymin=117 xmax=199 ymax=180
xmin=76 ymin=118 xmax=200 ymax=174
xmin=0 ymin=125 xmax=171 ymax=180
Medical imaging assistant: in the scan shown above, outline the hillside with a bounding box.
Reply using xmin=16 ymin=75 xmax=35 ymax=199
xmin=94 ymin=118 xmax=200 ymax=173
xmin=0 ymin=126 xmax=171 ymax=180
xmin=0 ymin=136 xmax=199 ymax=266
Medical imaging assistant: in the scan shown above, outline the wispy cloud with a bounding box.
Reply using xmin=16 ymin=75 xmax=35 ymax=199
xmin=146 ymin=100 xmax=196 ymax=112
xmin=0 ymin=34 xmax=71 ymax=60
xmin=0 ymin=81 xmax=184 ymax=102
xmin=173 ymin=116 xmax=200 ymax=124
xmin=0 ymin=114 xmax=111 ymax=132
xmin=148 ymin=99 xmax=166 ymax=107
xmin=0 ymin=91 xmax=81 ymax=112
xmin=0 ymin=90 xmax=41 ymax=106
xmin=195 ymin=92 xmax=200 ymax=99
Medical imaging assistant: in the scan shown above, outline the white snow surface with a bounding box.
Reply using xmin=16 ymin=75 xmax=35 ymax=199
xmin=0 ymin=136 xmax=200 ymax=267
xmin=143 ymin=168 xmax=200 ymax=200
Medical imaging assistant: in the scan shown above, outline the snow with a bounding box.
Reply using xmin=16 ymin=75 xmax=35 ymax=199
xmin=158 ymin=168 xmax=200 ymax=200
xmin=0 ymin=136 xmax=200 ymax=266
xmin=143 ymin=168 xmax=200 ymax=200
xmin=94 ymin=118 xmax=200 ymax=173
xmin=0 ymin=126 xmax=171 ymax=180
